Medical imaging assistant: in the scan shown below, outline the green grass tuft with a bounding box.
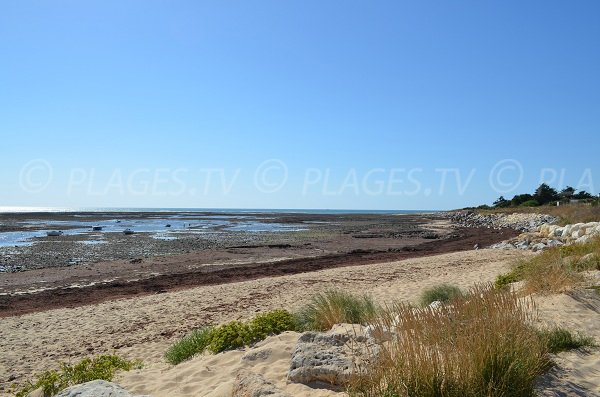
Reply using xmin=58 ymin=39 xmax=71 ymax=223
xmin=164 ymin=327 xmax=215 ymax=365
xmin=539 ymin=327 xmax=596 ymax=354
xmin=419 ymin=283 xmax=464 ymax=306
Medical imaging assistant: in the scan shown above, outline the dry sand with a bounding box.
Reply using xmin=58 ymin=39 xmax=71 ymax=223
xmin=2 ymin=248 xmax=599 ymax=396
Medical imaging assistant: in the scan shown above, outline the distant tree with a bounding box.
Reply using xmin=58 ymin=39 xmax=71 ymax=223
xmin=511 ymin=193 xmax=534 ymax=206
xmin=559 ymin=186 xmax=576 ymax=200
xmin=573 ymin=190 xmax=593 ymax=200
xmin=534 ymin=183 xmax=559 ymax=205
xmin=493 ymin=196 xmax=510 ymax=208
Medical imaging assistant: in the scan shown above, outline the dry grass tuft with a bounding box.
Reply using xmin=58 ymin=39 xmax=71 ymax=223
xmin=349 ymin=284 xmax=549 ymax=397
xmin=495 ymin=237 xmax=600 ymax=294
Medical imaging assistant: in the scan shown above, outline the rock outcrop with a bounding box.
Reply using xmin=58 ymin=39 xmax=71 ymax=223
xmin=54 ymin=380 xmax=150 ymax=397
xmin=287 ymin=324 xmax=378 ymax=388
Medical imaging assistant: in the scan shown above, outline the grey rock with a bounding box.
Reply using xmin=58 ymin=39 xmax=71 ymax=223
xmin=232 ymin=370 xmax=290 ymax=397
xmin=242 ymin=348 xmax=272 ymax=362
xmin=531 ymin=243 xmax=547 ymax=252
xmin=55 ymin=380 xmax=150 ymax=397
xmin=515 ymin=241 xmax=530 ymax=250
xmin=546 ymin=240 xmax=563 ymax=247
xmin=287 ymin=324 xmax=377 ymax=388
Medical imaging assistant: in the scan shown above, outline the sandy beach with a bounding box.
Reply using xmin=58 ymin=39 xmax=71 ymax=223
xmin=0 ymin=248 xmax=529 ymax=396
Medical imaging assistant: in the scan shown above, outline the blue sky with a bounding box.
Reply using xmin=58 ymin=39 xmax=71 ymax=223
xmin=1 ymin=1 xmax=599 ymax=210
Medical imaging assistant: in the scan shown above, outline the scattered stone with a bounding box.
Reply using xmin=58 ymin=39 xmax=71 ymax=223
xmin=55 ymin=380 xmax=150 ymax=397
xmin=444 ymin=211 xmax=557 ymax=232
xmin=232 ymin=370 xmax=290 ymax=397
xmin=488 ymin=220 xmax=599 ymax=252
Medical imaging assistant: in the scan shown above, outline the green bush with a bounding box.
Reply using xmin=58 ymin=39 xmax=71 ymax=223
xmin=249 ymin=309 xmax=298 ymax=341
xmin=13 ymin=354 xmax=141 ymax=397
xmin=165 ymin=309 xmax=298 ymax=364
xmin=207 ymin=321 xmax=252 ymax=354
xmin=164 ymin=327 xmax=215 ymax=365
xmin=295 ymin=289 xmax=379 ymax=331
xmin=539 ymin=327 xmax=596 ymax=354
xmin=520 ymin=199 xmax=540 ymax=207
xmin=419 ymin=283 xmax=464 ymax=306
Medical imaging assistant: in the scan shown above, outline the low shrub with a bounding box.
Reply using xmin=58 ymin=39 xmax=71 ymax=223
xmin=348 ymin=284 xmax=549 ymax=397
xmin=520 ymin=199 xmax=540 ymax=207
xmin=494 ymin=271 xmax=521 ymax=288
xmin=249 ymin=309 xmax=298 ymax=341
xmin=419 ymin=283 xmax=463 ymax=306
xmin=539 ymin=327 xmax=596 ymax=354
xmin=295 ymin=289 xmax=379 ymax=331
xmin=13 ymin=354 xmax=141 ymax=397
xmin=207 ymin=321 xmax=252 ymax=354
xmin=164 ymin=327 xmax=215 ymax=365
xmin=165 ymin=309 xmax=298 ymax=364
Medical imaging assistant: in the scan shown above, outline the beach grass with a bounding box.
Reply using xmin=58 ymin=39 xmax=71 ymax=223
xmin=418 ymin=283 xmax=464 ymax=306
xmin=348 ymin=284 xmax=549 ymax=397
xmin=538 ymin=327 xmax=596 ymax=354
xmin=294 ymin=289 xmax=379 ymax=331
xmin=495 ymin=237 xmax=600 ymax=293
xmin=165 ymin=327 xmax=215 ymax=365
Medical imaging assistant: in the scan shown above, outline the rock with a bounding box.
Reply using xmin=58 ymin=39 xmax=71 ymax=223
xmin=546 ymin=240 xmax=563 ymax=247
xmin=576 ymin=235 xmax=593 ymax=245
xmin=232 ymin=370 xmax=291 ymax=397
xmin=428 ymin=300 xmax=443 ymax=309
xmin=242 ymin=348 xmax=272 ymax=362
xmin=55 ymin=380 xmax=150 ymax=397
xmin=287 ymin=324 xmax=377 ymax=388
xmin=515 ymin=241 xmax=530 ymax=250
xmin=572 ymin=230 xmax=582 ymax=239
xmin=532 ymin=243 xmax=547 ymax=252
xmin=553 ymin=227 xmax=565 ymax=238
xmin=365 ymin=324 xmax=395 ymax=343
xmin=571 ymin=223 xmax=585 ymax=233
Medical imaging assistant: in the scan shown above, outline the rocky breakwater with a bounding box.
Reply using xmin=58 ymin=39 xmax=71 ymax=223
xmin=491 ymin=221 xmax=600 ymax=251
xmin=446 ymin=211 xmax=558 ymax=232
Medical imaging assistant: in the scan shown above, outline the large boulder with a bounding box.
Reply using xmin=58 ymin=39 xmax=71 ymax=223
xmin=232 ymin=370 xmax=290 ymax=397
xmin=55 ymin=380 xmax=150 ymax=397
xmin=287 ymin=324 xmax=378 ymax=388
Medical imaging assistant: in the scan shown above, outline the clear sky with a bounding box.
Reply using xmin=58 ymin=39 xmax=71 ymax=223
xmin=1 ymin=1 xmax=599 ymax=210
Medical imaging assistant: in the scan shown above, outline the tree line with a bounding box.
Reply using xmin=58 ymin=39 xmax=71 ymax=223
xmin=491 ymin=184 xmax=598 ymax=208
